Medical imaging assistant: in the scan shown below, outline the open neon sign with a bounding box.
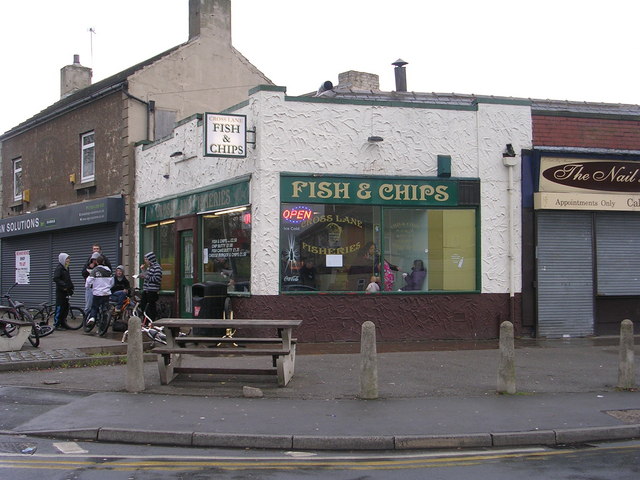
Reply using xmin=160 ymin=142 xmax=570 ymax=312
xmin=282 ymin=205 xmax=313 ymax=224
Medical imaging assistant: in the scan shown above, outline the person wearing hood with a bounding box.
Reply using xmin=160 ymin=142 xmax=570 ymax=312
xmin=82 ymin=244 xmax=112 ymax=316
xmin=110 ymin=265 xmax=131 ymax=311
xmin=52 ymin=252 xmax=74 ymax=330
xmin=139 ymin=252 xmax=163 ymax=321
xmin=85 ymin=255 xmax=114 ymax=329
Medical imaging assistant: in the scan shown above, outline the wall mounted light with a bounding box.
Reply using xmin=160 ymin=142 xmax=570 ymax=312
xmin=367 ymin=136 xmax=384 ymax=143
xmin=170 ymin=151 xmax=183 ymax=158
xmin=502 ymin=143 xmax=518 ymax=167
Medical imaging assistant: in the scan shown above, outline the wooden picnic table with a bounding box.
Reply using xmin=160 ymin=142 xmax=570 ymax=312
xmin=151 ymin=318 xmax=302 ymax=386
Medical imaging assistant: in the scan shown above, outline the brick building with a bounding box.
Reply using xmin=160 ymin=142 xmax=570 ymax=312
xmin=523 ymin=101 xmax=640 ymax=337
xmin=0 ymin=0 xmax=271 ymax=307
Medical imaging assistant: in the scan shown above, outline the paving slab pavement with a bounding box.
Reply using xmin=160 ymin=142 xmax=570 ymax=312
xmin=0 ymin=328 xmax=638 ymax=450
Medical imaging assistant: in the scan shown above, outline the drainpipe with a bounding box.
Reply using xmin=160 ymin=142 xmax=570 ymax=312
xmin=502 ymin=144 xmax=518 ymax=325
xmin=122 ymin=83 xmax=154 ymax=142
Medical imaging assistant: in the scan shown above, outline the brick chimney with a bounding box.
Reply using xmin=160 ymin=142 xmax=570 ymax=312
xmin=189 ymin=0 xmax=231 ymax=45
xmin=60 ymin=55 xmax=92 ymax=98
xmin=337 ymin=71 xmax=380 ymax=91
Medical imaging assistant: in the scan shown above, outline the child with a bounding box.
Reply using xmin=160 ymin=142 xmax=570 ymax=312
xmin=365 ymin=275 xmax=380 ymax=293
xmin=85 ymin=255 xmax=114 ymax=328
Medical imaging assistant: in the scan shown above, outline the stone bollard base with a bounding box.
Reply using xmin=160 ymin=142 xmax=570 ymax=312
xmin=497 ymin=320 xmax=516 ymax=394
xmin=125 ymin=315 xmax=145 ymax=393
xmin=617 ymin=319 xmax=635 ymax=390
xmin=359 ymin=321 xmax=378 ymax=400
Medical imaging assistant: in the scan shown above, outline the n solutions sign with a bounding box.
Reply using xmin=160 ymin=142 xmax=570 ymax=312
xmin=0 ymin=196 xmax=124 ymax=238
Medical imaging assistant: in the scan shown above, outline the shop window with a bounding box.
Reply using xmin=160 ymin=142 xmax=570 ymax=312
xmin=141 ymin=220 xmax=176 ymax=291
xmin=81 ymin=131 xmax=95 ymax=183
xmin=12 ymin=158 xmax=22 ymax=202
xmin=280 ymin=203 xmax=477 ymax=293
xmin=201 ymin=208 xmax=252 ymax=293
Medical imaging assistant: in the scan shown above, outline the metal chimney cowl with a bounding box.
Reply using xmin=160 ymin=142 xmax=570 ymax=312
xmin=392 ymin=59 xmax=408 ymax=92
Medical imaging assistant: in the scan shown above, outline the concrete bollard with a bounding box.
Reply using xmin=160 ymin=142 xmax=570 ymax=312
xmin=497 ymin=321 xmax=516 ymax=394
xmin=125 ymin=315 xmax=145 ymax=393
xmin=617 ymin=319 xmax=635 ymax=390
xmin=359 ymin=321 xmax=378 ymax=399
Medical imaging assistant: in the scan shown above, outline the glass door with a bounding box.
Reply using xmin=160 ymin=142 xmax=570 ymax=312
xmin=179 ymin=230 xmax=194 ymax=317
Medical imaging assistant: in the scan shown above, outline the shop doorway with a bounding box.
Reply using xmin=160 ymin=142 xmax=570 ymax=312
xmin=179 ymin=230 xmax=194 ymax=318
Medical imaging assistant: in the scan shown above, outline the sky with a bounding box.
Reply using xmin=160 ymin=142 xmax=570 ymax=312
xmin=1 ymin=0 xmax=639 ymax=134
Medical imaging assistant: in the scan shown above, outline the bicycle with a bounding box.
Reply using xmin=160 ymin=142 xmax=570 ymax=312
xmin=28 ymin=299 xmax=85 ymax=331
xmin=121 ymin=289 xmax=167 ymax=345
xmin=0 ymin=283 xmax=49 ymax=347
xmin=109 ymin=294 xmax=132 ymax=333
xmin=83 ymin=297 xmax=112 ymax=337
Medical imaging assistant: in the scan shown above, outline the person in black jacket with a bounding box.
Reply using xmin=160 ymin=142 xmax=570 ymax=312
xmin=110 ymin=265 xmax=131 ymax=311
xmin=52 ymin=252 xmax=74 ymax=330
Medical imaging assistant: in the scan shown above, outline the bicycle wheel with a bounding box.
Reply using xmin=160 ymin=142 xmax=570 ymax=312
xmin=84 ymin=313 xmax=96 ymax=333
xmin=120 ymin=306 xmax=132 ymax=328
xmin=96 ymin=304 xmax=112 ymax=337
xmin=0 ymin=312 xmax=17 ymax=337
xmin=37 ymin=324 xmax=55 ymax=337
xmin=20 ymin=309 xmax=39 ymax=348
xmin=65 ymin=306 xmax=85 ymax=330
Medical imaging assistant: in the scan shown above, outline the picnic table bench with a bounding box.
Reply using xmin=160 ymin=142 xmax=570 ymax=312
xmin=0 ymin=315 xmax=33 ymax=352
xmin=151 ymin=318 xmax=302 ymax=386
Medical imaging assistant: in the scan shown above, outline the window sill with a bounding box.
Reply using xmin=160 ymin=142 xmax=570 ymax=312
xmin=9 ymin=199 xmax=24 ymax=208
xmin=74 ymin=180 xmax=96 ymax=191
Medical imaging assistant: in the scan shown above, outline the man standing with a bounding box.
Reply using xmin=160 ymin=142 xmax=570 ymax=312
xmin=52 ymin=252 xmax=74 ymax=330
xmin=82 ymin=244 xmax=111 ymax=316
xmin=139 ymin=251 xmax=162 ymax=321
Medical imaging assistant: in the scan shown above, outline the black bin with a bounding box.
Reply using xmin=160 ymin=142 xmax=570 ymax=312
xmin=192 ymin=281 xmax=227 ymax=336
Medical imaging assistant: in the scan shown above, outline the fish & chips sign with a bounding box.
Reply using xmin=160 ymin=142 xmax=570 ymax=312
xmin=204 ymin=113 xmax=246 ymax=158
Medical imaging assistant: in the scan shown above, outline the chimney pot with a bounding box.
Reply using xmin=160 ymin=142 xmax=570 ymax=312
xmin=392 ymin=59 xmax=408 ymax=92
xmin=60 ymin=55 xmax=92 ymax=98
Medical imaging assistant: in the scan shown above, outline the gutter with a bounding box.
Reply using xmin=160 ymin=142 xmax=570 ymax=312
xmin=0 ymin=82 xmax=127 ymax=141
xmin=1 ymin=81 xmax=155 ymax=143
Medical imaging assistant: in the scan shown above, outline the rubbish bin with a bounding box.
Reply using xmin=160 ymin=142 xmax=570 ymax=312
xmin=192 ymin=281 xmax=227 ymax=336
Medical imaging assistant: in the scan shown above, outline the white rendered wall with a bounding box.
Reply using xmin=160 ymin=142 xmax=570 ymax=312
xmin=136 ymin=88 xmax=531 ymax=296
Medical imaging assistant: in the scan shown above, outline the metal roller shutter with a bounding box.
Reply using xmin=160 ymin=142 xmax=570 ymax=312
xmin=1 ymin=234 xmax=52 ymax=307
xmin=51 ymin=223 xmax=120 ymax=309
xmin=536 ymin=211 xmax=594 ymax=337
xmin=595 ymin=212 xmax=640 ymax=295
xmin=1 ymin=223 xmax=120 ymax=310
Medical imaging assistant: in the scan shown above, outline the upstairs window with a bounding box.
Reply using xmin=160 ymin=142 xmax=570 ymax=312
xmin=81 ymin=131 xmax=95 ymax=183
xmin=12 ymin=158 xmax=22 ymax=202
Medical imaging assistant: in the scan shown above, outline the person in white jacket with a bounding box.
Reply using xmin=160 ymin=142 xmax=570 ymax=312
xmin=85 ymin=255 xmax=114 ymax=328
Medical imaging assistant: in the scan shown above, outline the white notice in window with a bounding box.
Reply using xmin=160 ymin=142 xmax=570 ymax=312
xmin=326 ymin=255 xmax=343 ymax=268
